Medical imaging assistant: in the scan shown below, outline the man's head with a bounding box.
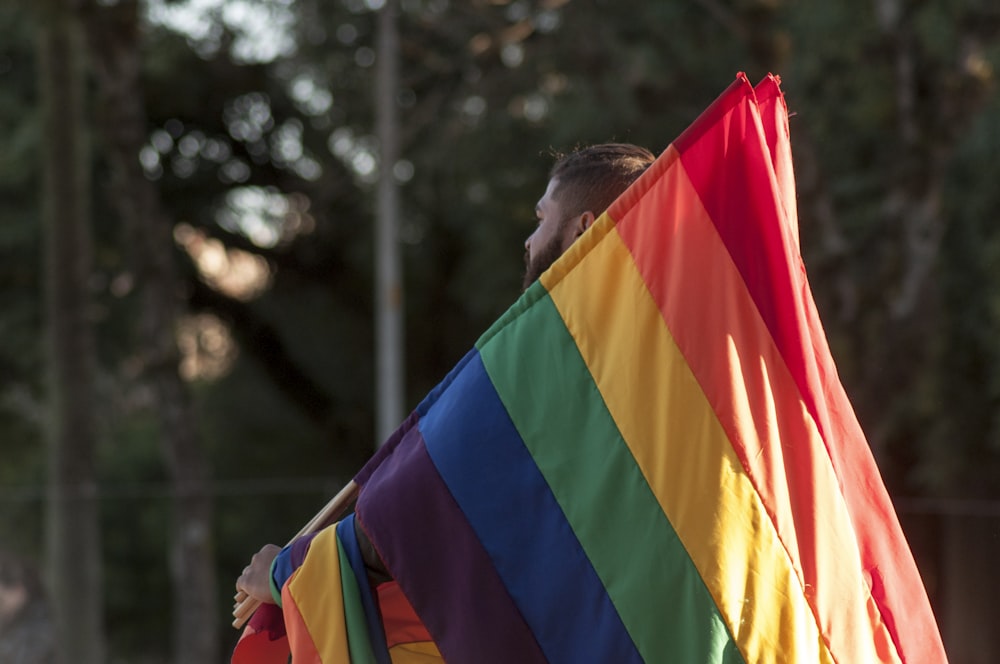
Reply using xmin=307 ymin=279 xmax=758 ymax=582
xmin=523 ymin=143 xmax=655 ymax=290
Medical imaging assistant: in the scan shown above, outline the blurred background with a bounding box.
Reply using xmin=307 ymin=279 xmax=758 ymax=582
xmin=1 ymin=0 xmax=999 ymax=662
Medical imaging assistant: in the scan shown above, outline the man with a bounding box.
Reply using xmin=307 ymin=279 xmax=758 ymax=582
xmin=234 ymin=142 xmax=655 ymax=627
xmin=523 ymin=143 xmax=656 ymax=291
xmin=237 ymin=74 xmax=947 ymax=663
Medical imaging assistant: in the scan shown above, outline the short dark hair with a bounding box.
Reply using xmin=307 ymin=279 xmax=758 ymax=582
xmin=548 ymin=143 xmax=656 ymax=220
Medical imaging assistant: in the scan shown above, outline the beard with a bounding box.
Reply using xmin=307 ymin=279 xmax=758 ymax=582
xmin=521 ymin=232 xmax=566 ymax=292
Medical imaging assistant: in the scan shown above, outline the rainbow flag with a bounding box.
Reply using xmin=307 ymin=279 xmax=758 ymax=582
xmin=232 ymin=514 xmax=441 ymax=664
xmin=234 ymin=73 xmax=946 ymax=663
xmin=355 ymin=73 xmax=945 ymax=663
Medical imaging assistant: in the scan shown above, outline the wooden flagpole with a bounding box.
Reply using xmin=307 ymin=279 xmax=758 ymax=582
xmin=231 ymin=479 xmax=360 ymax=629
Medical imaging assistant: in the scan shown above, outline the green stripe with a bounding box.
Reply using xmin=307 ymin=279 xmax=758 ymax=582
xmin=476 ymin=279 xmax=547 ymax=350
xmin=268 ymin=556 xmax=283 ymax=607
xmin=478 ymin=291 xmax=743 ymax=663
xmin=337 ymin=536 xmax=377 ymax=664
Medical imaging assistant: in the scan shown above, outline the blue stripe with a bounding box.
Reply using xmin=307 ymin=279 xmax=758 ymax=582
xmin=357 ymin=424 xmax=546 ymax=662
xmin=337 ymin=516 xmax=391 ymax=664
xmin=419 ymin=351 xmax=642 ymax=664
xmin=356 ymin=351 xmax=477 ymax=485
xmin=415 ymin=349 xmax=478 ymax=418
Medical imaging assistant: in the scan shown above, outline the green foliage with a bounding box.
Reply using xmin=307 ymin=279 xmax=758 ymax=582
xmin=0 ymin=2 xmax=44 ymax=565
xmin=930 ymin=92 xmax=1000 ymax=494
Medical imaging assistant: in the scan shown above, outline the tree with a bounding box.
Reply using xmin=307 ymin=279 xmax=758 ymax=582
xmin=1 ymin=0 xmax=999 ymax=659
xmin=37 ymin=0 xmax=104 ymax=661
xmin=82 ymin=1 xmax=219 ymax=661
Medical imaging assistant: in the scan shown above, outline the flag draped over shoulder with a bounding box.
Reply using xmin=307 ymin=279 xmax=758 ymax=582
xmin=234 ymin=72 xmax=946 ymax=664
xmin=232 ymin=514 xmax=440 ymax=664
xmin=356 ymin=73 xmax=945 ymax=663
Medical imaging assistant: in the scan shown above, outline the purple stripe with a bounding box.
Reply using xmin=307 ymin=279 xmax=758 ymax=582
xmin=354 ymin=409 xmax=420 ymax=485
xmin=288 ymin=532 xmax=317 ymax=568
xmin=354 ymin=351 xmax=478 ymax=487
xmin=356 ymin=424 xmax=546 ymax=664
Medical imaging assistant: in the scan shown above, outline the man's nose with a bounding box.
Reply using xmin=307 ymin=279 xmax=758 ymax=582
xmin=524 ymin=232 xmax=533 ymax=253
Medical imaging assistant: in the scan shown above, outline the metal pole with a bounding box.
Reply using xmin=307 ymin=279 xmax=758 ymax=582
xmin=374 ymin=0 xmax=404 ymax=445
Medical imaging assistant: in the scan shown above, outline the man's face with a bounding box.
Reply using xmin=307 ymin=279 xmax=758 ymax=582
xmin=522 ymin=177 xmax=578 ymax=291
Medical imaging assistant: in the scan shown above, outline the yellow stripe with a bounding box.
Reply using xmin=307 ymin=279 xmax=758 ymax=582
xmin=286 ymin=527 xmax=352 ymax=663
xmin=545 ymin=214 xmax=834 ymax=663
xmin=388 ymin=641 xmax=444 ymax=663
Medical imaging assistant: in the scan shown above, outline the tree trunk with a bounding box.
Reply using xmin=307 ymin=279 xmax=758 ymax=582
xmin=942 ymin=512 xmax=1000 ymax=664
xmin=37 ymin=2 xmax=105 ymax=662
xmin=81 ymin=2 xmax=219 ymax=661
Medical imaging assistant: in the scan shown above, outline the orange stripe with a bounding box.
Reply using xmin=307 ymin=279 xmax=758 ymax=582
xmin=283 ymin=528 xmax=352 ymax=663
xmin=281 ymin=571 xmax=323 ymax=662
xmin=376 ymin=581 xmax=435 ymax=650
xmin=377 ymin=581 xmax=442 ymax=663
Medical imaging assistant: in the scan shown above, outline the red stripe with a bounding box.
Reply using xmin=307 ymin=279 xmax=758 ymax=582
xmin=230 ymin=604 xmax=290 ymax=664
xmin=679 ymin=76 xmax=943 ymax=663
xmin=753 ymin=75 xmax=799 ymax=249
xmin=609 ymin=74 xmax=943 ymax=663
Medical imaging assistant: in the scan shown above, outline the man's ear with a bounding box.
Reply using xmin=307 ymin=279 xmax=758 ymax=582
xmin=576 ymin=211 xmax=596 ymax=237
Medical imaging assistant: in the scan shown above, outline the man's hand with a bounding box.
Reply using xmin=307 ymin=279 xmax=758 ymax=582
xmin=235 ymin=544 xmax=282 ymax=604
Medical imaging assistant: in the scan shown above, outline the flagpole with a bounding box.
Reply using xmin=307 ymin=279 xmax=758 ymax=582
xmin=231 ymin=480 xmax=359 ymax=629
